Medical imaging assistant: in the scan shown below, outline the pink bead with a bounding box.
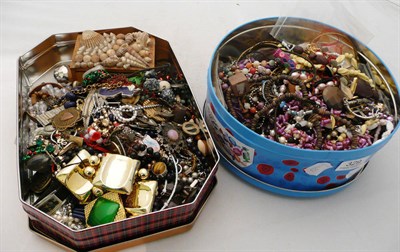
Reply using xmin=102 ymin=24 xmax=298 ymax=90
xmin=304 ymin=143 xmax=313 ymax=149
xmin=167 ymin=129 xmax=179 ymax=141
xmin=284 ymin=113 xmax=289 ymax=121
xmin=322 ymin=119 xmax=330 ymax=125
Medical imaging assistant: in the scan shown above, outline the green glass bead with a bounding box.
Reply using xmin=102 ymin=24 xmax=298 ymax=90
xmin=87 ymin=197 xmax=120 ymax=226
xmin=46 ymin=145 xmax=55 ymax=153
xmin=36 ymin=139 xmax=43 ymax=146
xmin=129 ymin=76 xmax=143 ymax=85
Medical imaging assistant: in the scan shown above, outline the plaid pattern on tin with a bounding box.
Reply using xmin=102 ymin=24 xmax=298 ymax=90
xmin=25 ymin=175 xmax=217 ymax=251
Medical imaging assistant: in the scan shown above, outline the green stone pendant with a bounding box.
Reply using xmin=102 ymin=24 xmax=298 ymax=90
xmin=87 ymin=197 xmax=120 ymax=226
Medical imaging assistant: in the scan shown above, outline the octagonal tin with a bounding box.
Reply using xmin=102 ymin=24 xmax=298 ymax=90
xmin=17 ymin=27 xmax=219 ymax=250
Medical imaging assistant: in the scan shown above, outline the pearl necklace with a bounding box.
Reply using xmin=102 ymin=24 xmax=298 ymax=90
xmin=92 ymin=103 xmax=162 ymax=123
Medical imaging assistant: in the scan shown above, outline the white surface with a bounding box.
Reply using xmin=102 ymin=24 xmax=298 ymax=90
xmin=1 ymin=1 xmax=399 ymax=251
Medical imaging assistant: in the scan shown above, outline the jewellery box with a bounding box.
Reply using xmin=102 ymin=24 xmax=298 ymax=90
xmin=17 ymin=27 xmax=219 ymax=251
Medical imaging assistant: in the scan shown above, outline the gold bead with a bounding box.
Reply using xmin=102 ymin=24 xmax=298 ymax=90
xmin=92 ymin=187 xmax=104 ymax=197
xmin=84 ymin=166 xmax=96 ymax=178
xmin=88 ymin=155 xmax=100 ymax=166
xmin=138 ymin=168 xmax=149 ymax=180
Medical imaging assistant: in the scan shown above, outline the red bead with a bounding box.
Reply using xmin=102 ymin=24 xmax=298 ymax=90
xmin=249 ymin=107 xmax=257 ymax=114
xmin=91 ymin=131 xmax=102 ymax=141
xmin=249 ymin=67 xmax=256 ymax=74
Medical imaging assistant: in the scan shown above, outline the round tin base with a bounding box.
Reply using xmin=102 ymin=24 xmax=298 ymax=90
xmin=219 ymin=152 xmax=364 ymax=198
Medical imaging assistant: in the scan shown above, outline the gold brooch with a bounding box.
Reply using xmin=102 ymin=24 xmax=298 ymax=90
xmin=52 ymin=107 xmax=81 ymax=131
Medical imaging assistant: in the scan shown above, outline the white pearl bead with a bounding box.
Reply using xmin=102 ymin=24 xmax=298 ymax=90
xmin=291 ymin=72 xmax=300 ymax=78
xmin=317 ymin=83 xmax=326 ymax=90
xmin=278 ymin=136 xmax=287 ymax=144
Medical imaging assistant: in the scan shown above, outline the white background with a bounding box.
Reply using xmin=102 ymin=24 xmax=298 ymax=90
xmin=1 ymin=1 xmax=399 ymax=251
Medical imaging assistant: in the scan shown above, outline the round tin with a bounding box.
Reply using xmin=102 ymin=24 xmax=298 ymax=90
xmin=205 ymin=17 xmax=399 ymax=197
